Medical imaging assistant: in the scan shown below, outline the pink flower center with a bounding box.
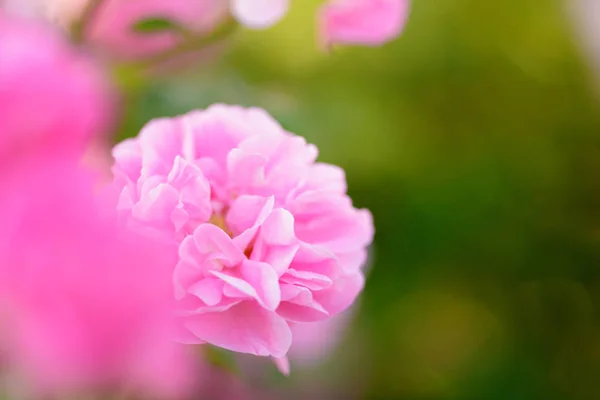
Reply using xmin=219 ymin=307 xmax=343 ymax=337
xmin=208 ymin=212 xmax=255 ymax=259
xmin=208 ymin=213 xmax=231 ymax=236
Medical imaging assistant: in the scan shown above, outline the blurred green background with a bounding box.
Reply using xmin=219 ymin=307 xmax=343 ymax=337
xmin=118 ymin=0 xmax=600 ymax=398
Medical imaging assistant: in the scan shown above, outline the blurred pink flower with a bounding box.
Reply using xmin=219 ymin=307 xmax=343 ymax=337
xmin=46 ymin=0 xmax=289 ymax=34
xmin=0 ymin=11 xmax=112 ymax=160
xmin=88 ymin=0 xmax=228 ymax=61
xmin=231 ymin=0 xmax=289 ymax=29
xmin=41 ymin=0 xmax=288 ymax=64
xmin=319 ymin=0 xmax=409 ymax=47
xmin=80 ymin=136 xmax=114 ymax=185
xmin=287 ymin=308 xmax=355 ymax=367
xmin=0 ymin=0 xmax=45 ymax=17
xmin=36 ymin=0 xmax=229 ymax=61
xmin=0 ymin=158 xmax=193 ymax=398
xmin=111 ymin=104 xmax=374 ymax=361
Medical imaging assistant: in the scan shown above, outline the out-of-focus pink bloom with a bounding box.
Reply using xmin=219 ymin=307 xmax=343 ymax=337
xmin=319 ymin=0 xmax=409 ymax=47
xmin=287 ymin=308 xmax=354 ymax=367
xmin=0 ymin=0 xmax=45 ymax=17
xmin=41 ymin=0 xmax=229 ymax=61
xmin=80 ymin=137 xmax=114 ymax=185
xmin=0 ymin=12 xmax=112 ymax=159
xmin=39 ymin=0 xmax=288 ymax=66
xmin=46 ymin=0 xmax=288 ymax=34
xmin=87 ymin=0 xmax=228 ymax=61
xmin=231 ymin=0 xmax=289 ymax=29
xmin=111 ymin=104 xmax=374 ymax=361
xmin=0 ymin=159 xmax=193 ymax=398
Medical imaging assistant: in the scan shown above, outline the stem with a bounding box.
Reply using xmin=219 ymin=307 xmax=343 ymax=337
xmin=131 ymin=18 xmax=239 ymax=71
xmin=71 ymin=0 xmax=105 ymax=44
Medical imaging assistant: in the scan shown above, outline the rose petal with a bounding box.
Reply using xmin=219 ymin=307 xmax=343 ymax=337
xmin=184 ymin=302 xmax=292 ymax=357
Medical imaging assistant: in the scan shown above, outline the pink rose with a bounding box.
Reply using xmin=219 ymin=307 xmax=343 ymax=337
xmin=319 ymin=0 xmax=409 ymax=47
xmin=0 ymin=159 xmax=193 ymax=398
xmin=0 ymin=11 xmax=112 ymax=160
xmin=111 ymin=104 xmax=374 ymax=362
xmin=41 ymin=0 xmax=289 ymax=63
xmin=85 ymin=0 xmax=228 ymax=61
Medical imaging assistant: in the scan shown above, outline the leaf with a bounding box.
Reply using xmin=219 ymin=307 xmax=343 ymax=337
xmin=132 ymin=17 xmax=181 ymax=34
